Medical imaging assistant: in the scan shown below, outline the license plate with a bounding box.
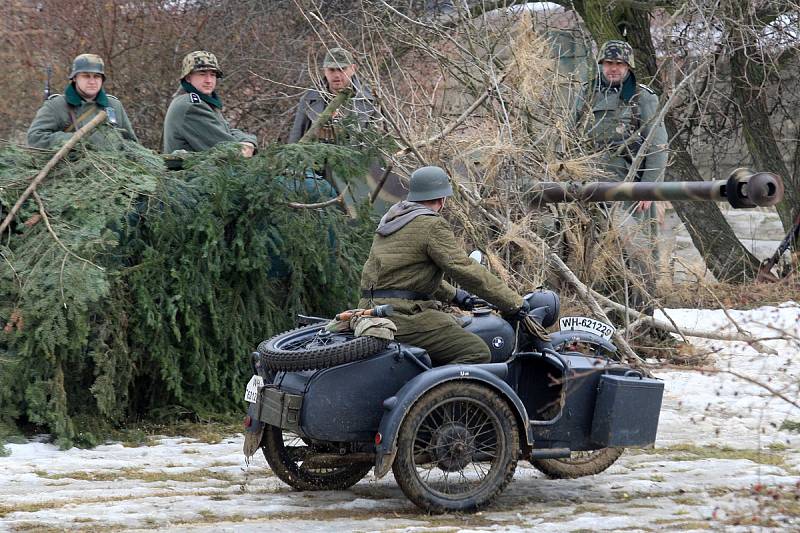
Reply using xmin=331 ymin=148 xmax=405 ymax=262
xmin=244 ymin=375 xmax=264 ymax=404
xmin=559 ymin=316 xmax=616 ymax=340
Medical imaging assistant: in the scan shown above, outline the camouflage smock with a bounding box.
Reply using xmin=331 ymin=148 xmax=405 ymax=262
xmin=162 ymin=87 xmax=256 ymax=153
xmin=27 ymin=84 xmax=138 ymax=149
xmin=358 ymin=202 xmax=522 ymax=336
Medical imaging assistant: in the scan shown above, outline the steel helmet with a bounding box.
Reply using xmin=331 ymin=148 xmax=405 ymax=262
xmin=597 ymin=40 xmax=635 ymax=70
xmin=180 ymin=51 xmax=223 ymax=79
xmin=69 ymin=54 xmax=105 ymax=79
xmin=407 ymin=166 xmax=454 ymax=202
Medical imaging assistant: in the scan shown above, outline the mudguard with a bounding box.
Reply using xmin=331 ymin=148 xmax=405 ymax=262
xmin=549 ymin=330 xmax=617 ymax=354
xmin=373 ymin=362 xmax=533 ymax=478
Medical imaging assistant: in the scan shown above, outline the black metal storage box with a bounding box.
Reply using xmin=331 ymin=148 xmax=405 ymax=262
xmin=590 ymin=374 xmax=664 ymax=447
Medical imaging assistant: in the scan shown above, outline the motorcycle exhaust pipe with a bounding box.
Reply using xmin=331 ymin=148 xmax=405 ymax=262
xmin=530 ymin=448 xmax=572 ymax=459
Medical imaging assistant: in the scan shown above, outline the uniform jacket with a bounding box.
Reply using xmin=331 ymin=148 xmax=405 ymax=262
xmin=359 ymin=201 xmax=522 ymax=334
xmin=27 ymin=84 xmax=138 ymax=149
xmin=575 ymin=74 xmax=668 ymax=182
xmin=288 ymin=77 xmax=377 ymax=143
xmin=162 ymin=87 xmax=257 ymax=153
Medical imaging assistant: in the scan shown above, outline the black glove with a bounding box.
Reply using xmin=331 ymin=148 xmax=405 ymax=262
xmin=503 ymin=300 xmax=530 ymax=323
xmin=452 ymin=289 xmax=478 ymax=311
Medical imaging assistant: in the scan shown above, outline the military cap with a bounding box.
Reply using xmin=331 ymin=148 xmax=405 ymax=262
xmin=597 ymin=40 xmax=635 ymax=70
xmin=180 ymin=50 xmax=223 ymax=79
xmin=69 ymin=54 xmax=105 ymax=79
xmin=322 ymin=47 xmax=355 ymax=69
xmin=407 ymin=166 xmax=454 ymax=202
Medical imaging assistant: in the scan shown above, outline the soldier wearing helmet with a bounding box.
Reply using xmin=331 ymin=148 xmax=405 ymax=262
xmin=162 ymin=51 xmax=257 ymax=156
xmin=27 ymin=54 xmax=138 ymax=149
xmin=574 ymin=40 xmax=669 ymax=315
xmin=358 ymin=166 xmax=526 ymax=366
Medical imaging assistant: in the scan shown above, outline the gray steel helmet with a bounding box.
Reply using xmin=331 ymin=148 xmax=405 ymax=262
xmin=69 ymin=54 xmax=105 ymax=79
xmin=407 ymin=166 xmax=454 ymax=202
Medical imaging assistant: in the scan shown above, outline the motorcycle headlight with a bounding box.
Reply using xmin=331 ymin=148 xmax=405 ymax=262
xmin=523 ymin=289 xmax=560 ymax=328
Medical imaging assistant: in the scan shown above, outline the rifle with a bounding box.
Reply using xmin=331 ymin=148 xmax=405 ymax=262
xmin=757 ymin=211 xmax=800 ymax=281
xmin=44 ymin=64 xmax=52 ymax=100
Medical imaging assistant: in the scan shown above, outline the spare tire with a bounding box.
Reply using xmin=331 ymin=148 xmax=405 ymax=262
xmin=257 ymin=323 xmax=390 ymax=372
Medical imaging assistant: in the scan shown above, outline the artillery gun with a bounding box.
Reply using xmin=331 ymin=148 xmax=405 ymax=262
xmin=525 ymin=168 xmax=783 ymax=208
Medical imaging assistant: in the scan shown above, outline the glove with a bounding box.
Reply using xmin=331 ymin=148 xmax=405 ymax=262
xmin=452 ymin=289 xmax=478 ymax=311
xmin=503 ymin=300 xmax=530 ymax=323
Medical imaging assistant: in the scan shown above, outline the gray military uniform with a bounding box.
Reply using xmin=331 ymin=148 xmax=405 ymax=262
xmin=575 ymin=76 xmax=668 ymax=182
xmin=287 ymin=77 xmax=377 ymax=143
xmin=27 ymin=91 xmax=138 ymax=149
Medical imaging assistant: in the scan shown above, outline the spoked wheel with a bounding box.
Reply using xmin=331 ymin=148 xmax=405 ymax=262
xmin=531 ymin=447 xmax=624 ymax=479
xmin=392 ymin=382 xmax=519 ymax=513
xmin=258 ymin=324 xmax=389 ymax=372
xmin=261 ymin=425 xmax=372 ymax=490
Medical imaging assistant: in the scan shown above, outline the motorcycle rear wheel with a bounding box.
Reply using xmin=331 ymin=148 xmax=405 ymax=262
xmin=531 ymin=447 xmax=624 ymax=479
xmin=261 ymin=425 xmax=372 ymax=490
xmin=258 ymin=324 xmax=389 ymax=371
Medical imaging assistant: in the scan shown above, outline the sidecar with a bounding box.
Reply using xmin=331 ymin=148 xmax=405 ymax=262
xmin=244 ymin=313 xmax=663 ymax=513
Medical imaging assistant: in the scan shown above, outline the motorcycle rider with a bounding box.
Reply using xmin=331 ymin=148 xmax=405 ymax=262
xmin=359 ymin=165 xmax=528 ymax=366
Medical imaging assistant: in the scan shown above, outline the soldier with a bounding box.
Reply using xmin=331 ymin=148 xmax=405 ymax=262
xmin=27 ymin=54 xmax=138 ymax=149
xmin=574 ymin=40 xmax=669 ymax=314
xmin=359 ymin=166 xmax=528 ymax=366
xmin=163 ymin=51 xmax=257 ymax=157
xmin=288 ymin=47 xmax=377 ymax=144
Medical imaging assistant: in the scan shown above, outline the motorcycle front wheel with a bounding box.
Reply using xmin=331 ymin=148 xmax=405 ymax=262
xmin=392 ymin=382 xmax=519 ymax=513
xmin=261 ymin=425 xmax=372 ymax=490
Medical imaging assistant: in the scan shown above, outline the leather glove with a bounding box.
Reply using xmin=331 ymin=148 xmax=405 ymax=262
xmin=452 ymin=289 xmax=478 ymax=311
xmin=503 ymin=299 xmax=530 ymax=323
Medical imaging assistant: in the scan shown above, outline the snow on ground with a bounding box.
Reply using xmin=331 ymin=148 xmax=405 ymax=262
xmin=1 ymin=304 xmax=798 ymax=532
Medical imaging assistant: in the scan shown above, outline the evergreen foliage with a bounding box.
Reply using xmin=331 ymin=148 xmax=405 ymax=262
xmin=0 ymin=137 xmax=377 ymax=447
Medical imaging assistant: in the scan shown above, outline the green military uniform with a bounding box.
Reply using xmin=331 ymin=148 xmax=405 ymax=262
xmin=162 ymin=50 xmax=257 ymax=154
xmin=162 ymin=86 xmax=257 ymax=153
xmin=358 ymin=199 xmax=522 ymax=366
xmin=27 ymin=54 xmax=138 ymax=149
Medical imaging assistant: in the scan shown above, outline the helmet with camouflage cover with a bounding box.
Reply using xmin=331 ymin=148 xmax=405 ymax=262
xmin=69 ymin=54 xmax=105 ymax=79
xmin=597 ymin=40 xmax=635 ymax=70
xmin=407 ymin=166 xmax=454 ymax=202
xmin=180 ymin=51 xmax=223 ymax=80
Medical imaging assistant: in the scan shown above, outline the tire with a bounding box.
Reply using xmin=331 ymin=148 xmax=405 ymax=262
xmin=531 ymin=447 xmax=624 ymax=479
xmin=392 ymin=382 xmax=519 ymax=513
xmin=261 ymin=425 xmax=372 ymax=490
xmin=258 ymin=324 xmax=389 ymax=372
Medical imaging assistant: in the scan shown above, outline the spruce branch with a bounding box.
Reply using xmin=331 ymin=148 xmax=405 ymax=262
xmin=0 ymin=111 xmax=107 ymax=236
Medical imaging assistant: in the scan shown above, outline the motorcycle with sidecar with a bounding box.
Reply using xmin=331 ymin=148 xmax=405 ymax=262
xmin=244 ymin=290 xmax=662 ymax=513
xmin=242 ymin=169 xmax=784 ymax=513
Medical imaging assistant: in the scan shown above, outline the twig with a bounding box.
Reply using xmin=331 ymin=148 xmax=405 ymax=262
xmin=589 ymin=288 xmax=779 ymax=355
xmin=0 ymin=111 xmax=107 ymax=236
xmin=32 ymin=191 xmax=105 ymax=271
xmin=655 ymin=363 xmax=800 ymax=410
xmin=287 ymin=185 xmax=349 ymax=210
xmin=369 ymin=164 xmax=393 ymax=204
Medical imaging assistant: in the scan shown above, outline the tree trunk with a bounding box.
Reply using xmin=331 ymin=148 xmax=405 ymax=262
xmin=726 ymin=2 xmax=799 ymax=232
xmin=574 ymin=1 xmax=761 ymax=281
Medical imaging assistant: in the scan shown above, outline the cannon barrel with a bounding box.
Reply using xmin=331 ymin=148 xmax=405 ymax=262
xmin=527 ymin=169 xmax=783 ymax=209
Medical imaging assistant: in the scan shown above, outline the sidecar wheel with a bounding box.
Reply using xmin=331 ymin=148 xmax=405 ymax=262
xmin=258 ymin=324 xmax=389 ymax=372
xmin=392 ymin=382 xmax=518 ymax=513
xmin=261 ymin=425 xmax=372 ymax=490
xmin=531 ymin=447 xmax=624 ymax=479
